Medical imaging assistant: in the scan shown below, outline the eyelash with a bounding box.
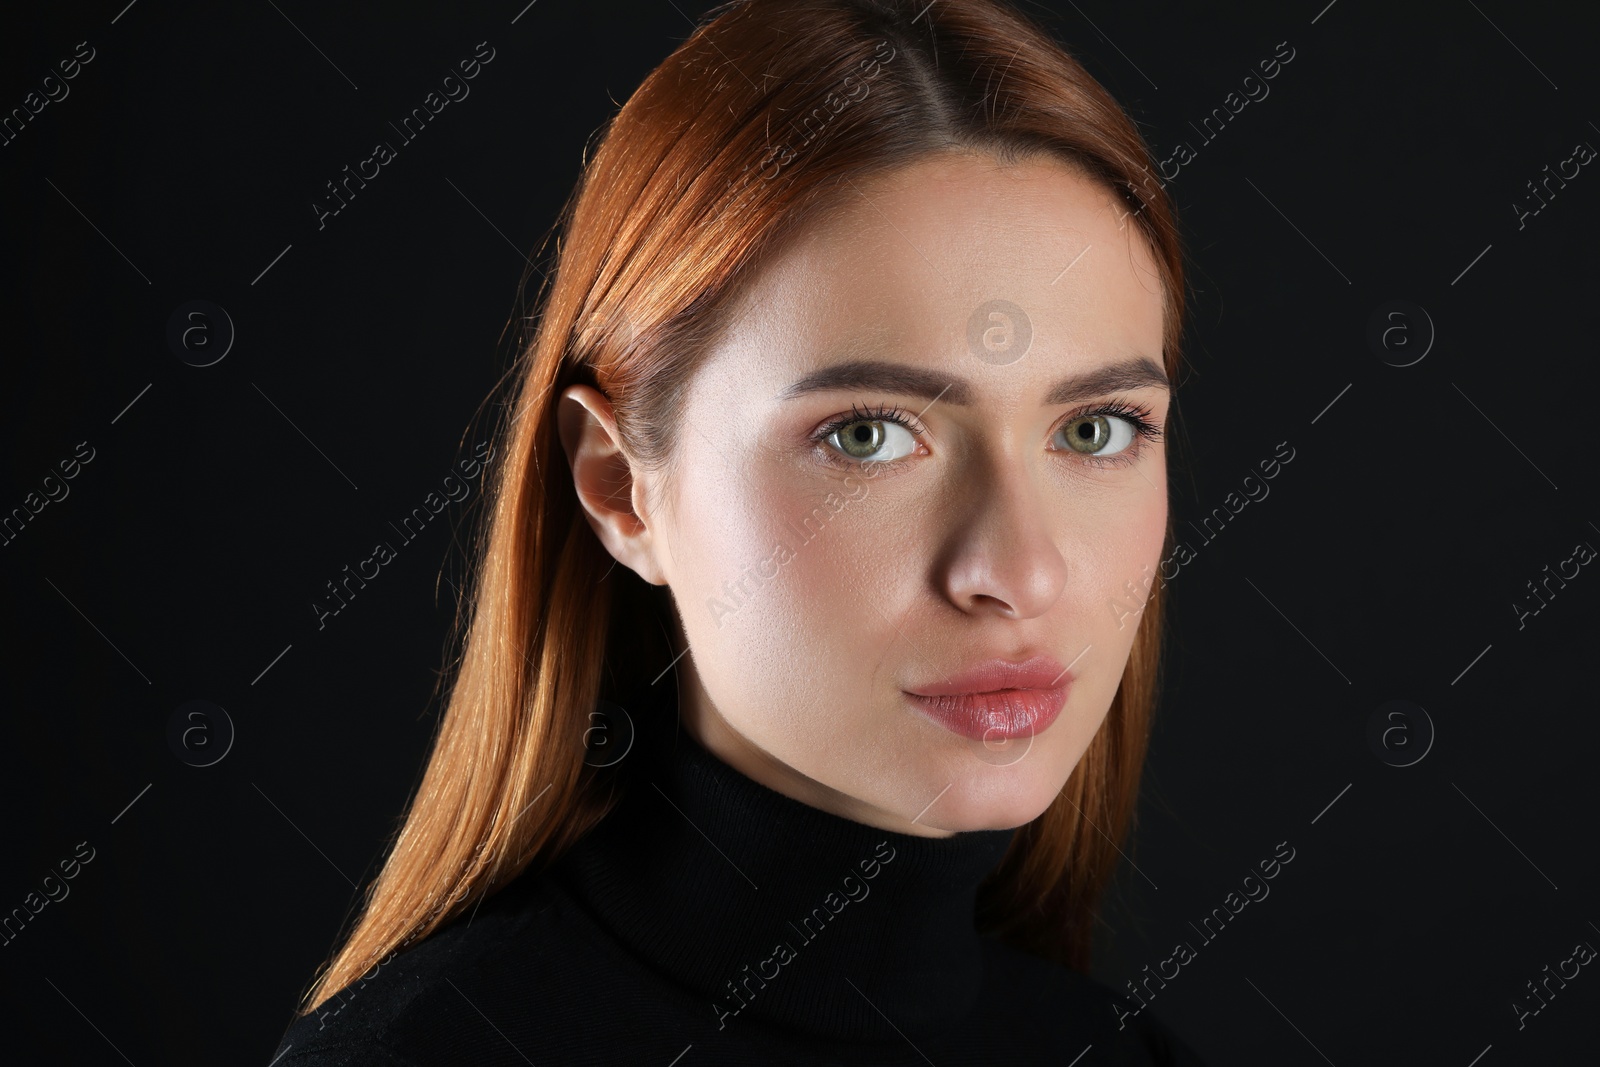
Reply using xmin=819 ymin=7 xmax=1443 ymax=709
xmin=811 ymin=399 xmax=1164 ymax=471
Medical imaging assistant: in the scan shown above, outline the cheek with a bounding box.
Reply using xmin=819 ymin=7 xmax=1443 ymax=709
xmin=669 ymin=458 xmax=885 ymax=686
xmin=1045 ymin=487 xmax=1166 ymax=760
xmin=726 ymin=478 xmax=883 ymax=640
xmin=1119 ymin=486 xmax=1169 ymax=570
xmin=1074 ymin=482 xmax=1168 ymax=639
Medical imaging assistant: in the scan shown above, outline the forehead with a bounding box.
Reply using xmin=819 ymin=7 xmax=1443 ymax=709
xmin=703 ymin=150 xmax=1166 ymax=394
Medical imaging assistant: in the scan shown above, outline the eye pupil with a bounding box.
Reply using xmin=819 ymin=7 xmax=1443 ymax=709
xmin=1065 ymin=414 xmax=1111 ymax=453
xmin=839 ymin=420 xmax=885 ymax=458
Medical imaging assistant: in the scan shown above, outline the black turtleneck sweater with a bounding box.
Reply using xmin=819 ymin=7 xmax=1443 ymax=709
xmin=269 ymin=722 xmax=1206 ymax=1065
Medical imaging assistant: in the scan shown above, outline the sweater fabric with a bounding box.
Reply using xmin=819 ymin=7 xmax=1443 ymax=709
xmin=269 ymin=711 xmax=1206 ymax=1066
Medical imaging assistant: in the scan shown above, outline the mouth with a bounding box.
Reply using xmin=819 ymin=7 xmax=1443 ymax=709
xmin=902 ymin=683 xmax=1069 ymax=742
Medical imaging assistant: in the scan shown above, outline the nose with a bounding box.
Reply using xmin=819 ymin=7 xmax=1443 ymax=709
xmin=934 ymin=451 xmax=1068 ymax=619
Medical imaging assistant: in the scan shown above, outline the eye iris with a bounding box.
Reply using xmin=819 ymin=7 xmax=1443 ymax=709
xmin=839 ymin=421 xmax=884 ymax=458
xmin=1066 ymin=415 xmax=1111 ymax=453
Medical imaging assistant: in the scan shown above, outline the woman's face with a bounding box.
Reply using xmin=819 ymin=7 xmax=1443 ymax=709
xmin=566 ymin=150 xmax=1169 ymax=837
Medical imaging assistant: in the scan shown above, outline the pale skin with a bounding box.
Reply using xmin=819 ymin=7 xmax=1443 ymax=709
xmin=559 ymin=149 xmax=1169 ymax=839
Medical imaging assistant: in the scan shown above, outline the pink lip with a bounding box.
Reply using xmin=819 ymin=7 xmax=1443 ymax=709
xmin=904 ymin=655 xmax=1073 ymax=742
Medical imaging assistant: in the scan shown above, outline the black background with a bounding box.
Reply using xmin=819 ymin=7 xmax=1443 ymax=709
xmin=3 ymin=1 xmax=1596 ymax=1064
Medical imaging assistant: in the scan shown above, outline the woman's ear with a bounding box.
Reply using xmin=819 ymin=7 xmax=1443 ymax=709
xmin=556 ymin=384 xmax=669 ymax=586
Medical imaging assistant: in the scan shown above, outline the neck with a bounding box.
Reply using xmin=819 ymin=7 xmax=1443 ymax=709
xmin=552 ymin=715 xmax=1017 ymax=1041
xmin=676 ymin=666 xmax=956 ymax=840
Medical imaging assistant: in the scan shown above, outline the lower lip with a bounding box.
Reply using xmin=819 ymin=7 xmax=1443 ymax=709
xmin=904 ymin=685 xmax=1069 ymax=742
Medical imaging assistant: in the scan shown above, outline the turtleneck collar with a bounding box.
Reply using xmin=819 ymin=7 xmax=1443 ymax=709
xmin=550 ymin=709 xmax=1017 ymax=1043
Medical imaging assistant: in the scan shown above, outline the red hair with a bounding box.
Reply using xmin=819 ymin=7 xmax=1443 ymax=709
xmin=299 ymin=0 xmax=1184 ymax=1014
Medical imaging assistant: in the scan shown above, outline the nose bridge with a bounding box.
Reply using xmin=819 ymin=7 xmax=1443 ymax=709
xmin=939 ymin=437 xmax=1066 ymax=617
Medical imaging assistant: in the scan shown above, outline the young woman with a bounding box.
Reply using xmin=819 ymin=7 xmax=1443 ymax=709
xmin=272 ymin=0 xmax=1204 ymax=1062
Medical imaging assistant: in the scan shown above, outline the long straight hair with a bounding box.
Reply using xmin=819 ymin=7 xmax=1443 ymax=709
xmin=298 ymin=0 xmax=1185 ymax=1014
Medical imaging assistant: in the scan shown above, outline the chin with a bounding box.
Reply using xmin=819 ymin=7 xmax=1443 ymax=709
xmin=919 ymin=769 xmax=1064 ymax=833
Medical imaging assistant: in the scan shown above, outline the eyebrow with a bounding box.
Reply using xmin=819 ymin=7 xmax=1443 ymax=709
xmin=773 ymin=355 xmax=1170 ymax=407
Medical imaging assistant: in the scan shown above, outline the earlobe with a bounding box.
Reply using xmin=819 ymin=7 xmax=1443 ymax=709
xmin=556 ymin=385 xmax=668 ymax=586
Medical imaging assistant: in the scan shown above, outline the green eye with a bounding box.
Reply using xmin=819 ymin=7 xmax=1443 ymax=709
xmin=826 ymin=418 xmax=918 ymax=463
xmin=1060 ymin=414 xmax=1135 ymax=455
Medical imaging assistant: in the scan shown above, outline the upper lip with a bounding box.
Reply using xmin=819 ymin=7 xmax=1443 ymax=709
xmin=904 ymin=653 xmax=1073 ymax=697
